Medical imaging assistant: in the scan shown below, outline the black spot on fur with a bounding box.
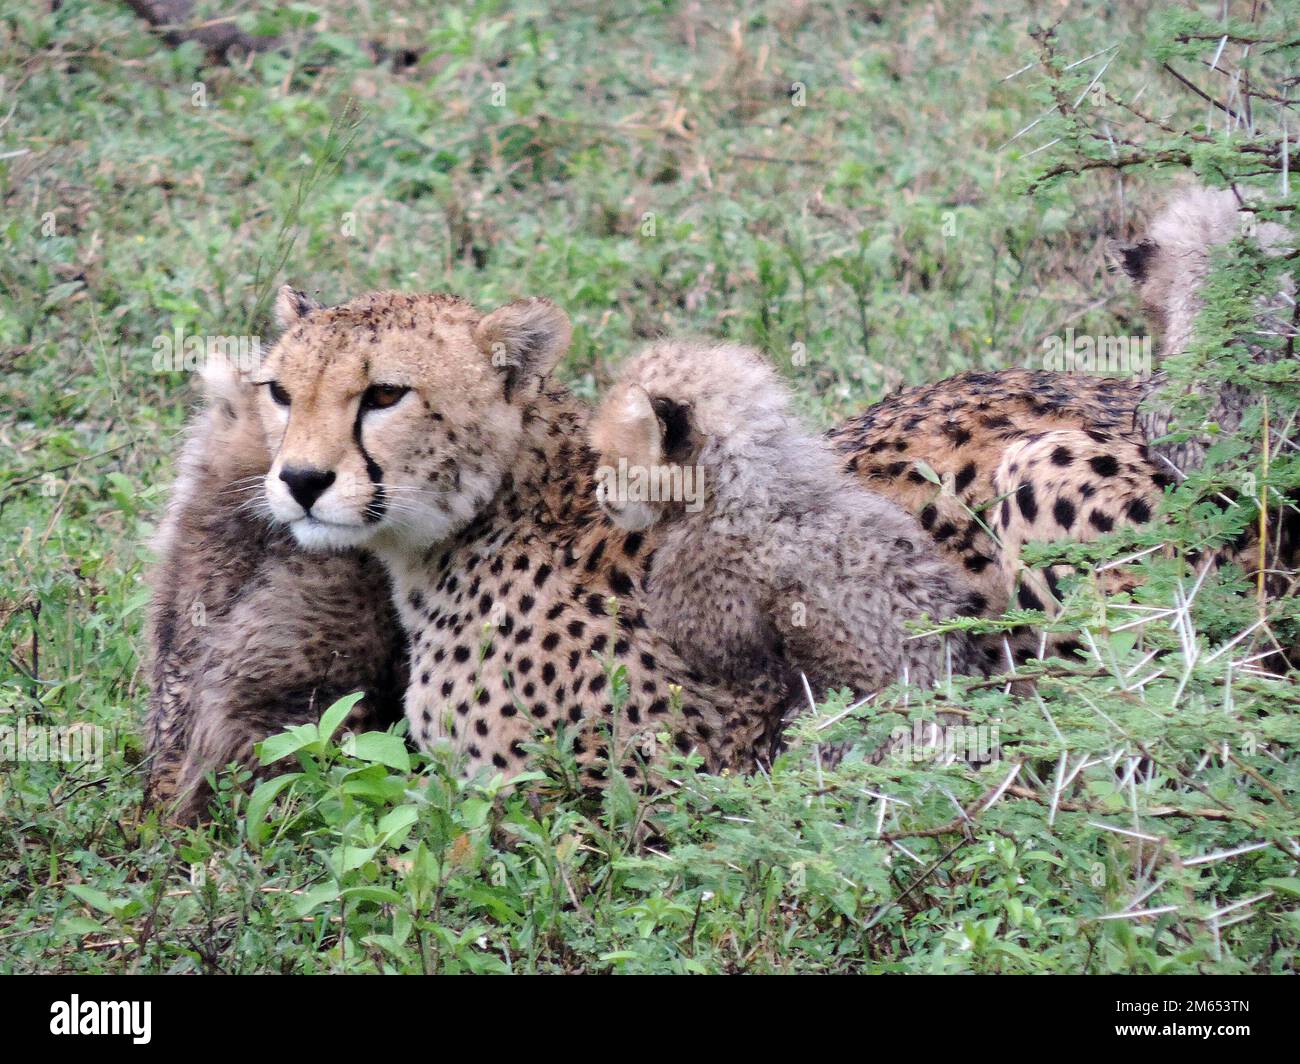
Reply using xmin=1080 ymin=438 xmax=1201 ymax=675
xmin=1053 ymin=498 xmax=1076 ymax=530
xmin=609 ymin=568 xmax=634 ymax=596
xmin=1089 ymin=455 xmax=1120 ymax=477
xmin=942 ymin=423 xmax=972 ymax=447
xmin=1118 ymin=239 xmax=1157 ymax=283
xmin=1016 ymin=483 xmax=1038 ymax=523
xmin=1089 ymin=511 xmax=1114 ymax=533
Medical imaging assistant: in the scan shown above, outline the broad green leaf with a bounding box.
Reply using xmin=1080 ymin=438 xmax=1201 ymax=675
xmin=342 ymin=731 xmax=410 ymax=772
xmin=67 ymin=885 xmax=119 ymax=916
xmin=460 ymin=797 xmax=492 ymax=829
xmin=59 ymin=916 xmax=107 ymax=937
xmin=257 ymin=723 xmax=319 ymax=766
xmin=319 ymin=691 xmax=366 ymax=745
xmin=340 ymin=885 xmax=403 ymax=906
xmin=337 ymin=845 xmax=380 ymax=873
xmin=377 ymin=805 xmax=419 ymax=847
xmin=294 ymin=883 xmax=341 ymax=918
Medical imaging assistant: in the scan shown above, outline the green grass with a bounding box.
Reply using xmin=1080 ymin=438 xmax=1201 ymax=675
xmin=1 ymin=0 xmax=1297 ymax=973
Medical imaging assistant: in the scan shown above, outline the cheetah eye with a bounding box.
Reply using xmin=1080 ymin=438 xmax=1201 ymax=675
xmin=267 ymin=380 xmax=291 ymax=407
xmin=361 ymin=384 xmax=410 ymax=412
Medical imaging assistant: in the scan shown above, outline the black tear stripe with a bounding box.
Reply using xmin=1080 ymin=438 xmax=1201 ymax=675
xmin=354 ymin=410 xmax=387 ymax=522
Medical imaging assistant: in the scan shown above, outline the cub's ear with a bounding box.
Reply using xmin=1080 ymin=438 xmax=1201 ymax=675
xmin=1108 ymin=239 xmax=1158 ymax=285
xmin=651 ymin=396 xmax=694 ymax=462
xmin=200 ymin=348 xmax=252 ymax=415
xmin=606 ymin=383 xmax=663 ymax=466
xmin=475 ymin=297 xmax=572 ymax=400
xmin=275 ymin=285 xmax=323 ymax=330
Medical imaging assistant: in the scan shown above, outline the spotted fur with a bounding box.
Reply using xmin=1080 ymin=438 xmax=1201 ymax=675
xmin=254 ymin=292 xmax=785 ymax=782
xmin=835 ymin=187 xmax=1295 ymax=657
xmin=589 ymin=339 xmax=979 ymax=702
xmin=145 ymin=352 xmax=405 ymax=821
xmin=150 ymin=185 xmax=1294 ymax=796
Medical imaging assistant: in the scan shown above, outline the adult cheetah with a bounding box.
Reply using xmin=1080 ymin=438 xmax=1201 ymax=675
xmin=833 ymin=187 xmax=1295 ymax=653
xmin=251 ymin=291 xmax=786 ymax=784
xmin=144 ymin=330 xmax=405 ymax=820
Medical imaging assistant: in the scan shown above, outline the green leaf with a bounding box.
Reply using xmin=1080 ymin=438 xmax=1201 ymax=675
xmin=319 ymin=691 xmax=366 ymax=745
xmin=257 ymin=723 xmax=319 ymax=766
xmin=245 ymin=772 xmax=303 ymax=848
xmin=67 ymin=885 xmax=119 ymax=916
xmin=460 ymin=797 xmax=492 ymax=830
xmin=1108 ymin=630 xmax=1138 ymax=658
xmin=377 ymin=805 xmax=419 ymax=847
xmin=342 ymin=731 xmax=410 ymax=772
xmin=294 ymin=883 xmax=341 ymax=918
xmin=58 ymin=916 xmax=107 ymax=937
xmin=340 ymin=885 xmax=403 ymax=906
xmin=337 ymin=845 xmax=380 ymax=873
xmin=912 ymin=459 xmax=941 ymax=485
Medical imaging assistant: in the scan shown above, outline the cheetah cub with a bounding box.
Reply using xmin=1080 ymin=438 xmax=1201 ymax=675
xmin=590 ymin=340 xmax=979 ymax=702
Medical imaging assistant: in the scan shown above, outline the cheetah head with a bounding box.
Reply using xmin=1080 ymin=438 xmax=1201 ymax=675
xmin=591 ymin=340 xmax=797 ymax=531
xmin=255 ymin=286 xmax=570 ymax=554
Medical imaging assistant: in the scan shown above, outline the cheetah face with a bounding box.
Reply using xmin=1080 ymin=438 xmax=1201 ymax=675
xmin=255 ymin=286 xmax=570 ymax=554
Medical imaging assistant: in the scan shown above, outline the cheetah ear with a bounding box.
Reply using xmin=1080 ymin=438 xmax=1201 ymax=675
xmin=475 ymin=298 xmax=572 ymax=401
xmin=275 ymin=285 xmax=323 ymax=330
xmin=651 ymin=396 xmax=694 ymax=462
xmin=616 ymin=384 xmax=663 ymax=466
xmin=199 ymin=347 xmax=254 ymax=416
xmin=1109 ymin=239 xmax=1158 ymax=285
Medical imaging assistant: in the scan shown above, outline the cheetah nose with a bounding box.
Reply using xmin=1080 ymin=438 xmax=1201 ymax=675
xmin=280 ymin=466 xmax=336 ymax=512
